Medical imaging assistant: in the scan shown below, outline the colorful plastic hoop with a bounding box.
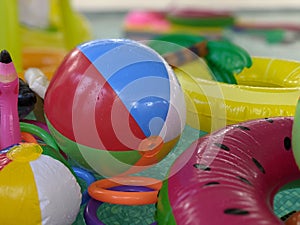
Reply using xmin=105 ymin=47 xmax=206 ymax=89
xmin=84 ymin=185 xmax=157 ymax=225
xmin=21 ymin=131 xmax=38 ymax=143
xmin=20 ymin=122 xmax=59 ymax=150
xmin=88 ymin=176 xmax=162 ymax=205
xmin=72 ymin=166 xmax=96 ymax=205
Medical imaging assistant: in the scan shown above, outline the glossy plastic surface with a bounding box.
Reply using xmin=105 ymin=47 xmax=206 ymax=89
xmin=157 ymin=117 xmax=300 ymax=224
xmin=176 ymin=57 xmax=300 ymax=132
xmin=44 ymin=39 xmax=186 ymax=177
xmin=0 ymin=143 xmax=81 ymax=225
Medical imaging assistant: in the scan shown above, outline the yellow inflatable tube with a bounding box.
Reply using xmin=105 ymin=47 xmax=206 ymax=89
xmin=176 ymin=57 xmax=300 ymax=132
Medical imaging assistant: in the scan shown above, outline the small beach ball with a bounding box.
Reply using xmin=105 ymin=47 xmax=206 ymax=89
xmin=0 ymin=143 xmax=81 ymax=225
xmin=44 ymin=39 xmax=186 ymax=177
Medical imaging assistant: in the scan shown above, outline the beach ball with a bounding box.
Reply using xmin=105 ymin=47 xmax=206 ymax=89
xmin=0 ymin=143 xmax=81 ymax=225
xmin=44 ymin=39 xmax=186 ymax=177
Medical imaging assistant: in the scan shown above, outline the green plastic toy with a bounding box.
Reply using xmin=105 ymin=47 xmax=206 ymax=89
xmin=148 ymin=33 xmax=252 ymax=84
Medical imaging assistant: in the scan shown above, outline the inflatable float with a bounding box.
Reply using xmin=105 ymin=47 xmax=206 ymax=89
xmin=293 ymin=96 xmax=300 ymax=169
xmin=156 ymin=116 xmax=300 ymax=224
xmin=0 ymin=49 xmax=100 ymax=225
xmin=0 ymin=143 xmax=82 ymax=225
xmin=4 ymin=24 xmax=300 ymax=223
xmin=0 ymin=0 xmax=91 ymax=77
xmin=148 ymin=33 xmax=300 ymax=133
xmin=176 ymin=57 xmax=300 ymax=132
xmin=43 ymin=39 xmax=186 ymax=177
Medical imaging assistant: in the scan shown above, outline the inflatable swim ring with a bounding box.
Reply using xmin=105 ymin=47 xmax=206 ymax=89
xmin=176 ymin=57 xmax=300 ymax=132
xmin=156 ymin=117 xmax=300 ymax=224
xmin=292 ymin=96 xmax=300 ymax=170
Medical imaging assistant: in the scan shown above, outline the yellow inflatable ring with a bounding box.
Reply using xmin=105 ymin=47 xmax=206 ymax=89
xmin=176 ymin=57 xmax=300 ymax=132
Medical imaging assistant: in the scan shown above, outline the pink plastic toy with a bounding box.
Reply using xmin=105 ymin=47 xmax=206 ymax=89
xmin=157 ymin=117 xmax=300 ymax=224
xmin=0 ymin=50 xmax=21 ymax=149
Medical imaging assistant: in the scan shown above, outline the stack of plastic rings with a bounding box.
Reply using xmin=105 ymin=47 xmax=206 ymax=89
xmin=85 ymin=176 xmax=162 ymax=224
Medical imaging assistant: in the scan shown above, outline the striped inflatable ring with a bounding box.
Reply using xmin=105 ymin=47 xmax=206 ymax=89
xmin=156 ymin=117 xmax=300 ymax=224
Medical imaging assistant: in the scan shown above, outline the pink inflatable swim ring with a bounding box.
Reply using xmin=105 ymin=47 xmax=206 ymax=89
xmin=156 ymin=117 xmax=300 ymax=224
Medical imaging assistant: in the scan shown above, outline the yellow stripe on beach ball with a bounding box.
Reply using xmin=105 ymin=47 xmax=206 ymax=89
xmin=0 ymin=160 xmax=42 ymax=225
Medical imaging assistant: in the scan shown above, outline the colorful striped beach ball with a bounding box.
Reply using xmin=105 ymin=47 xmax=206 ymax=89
xmin=44 ymin=39 xmax=186 ymax=177
xmin=0 ymin=143 xmax=81 ymax=225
